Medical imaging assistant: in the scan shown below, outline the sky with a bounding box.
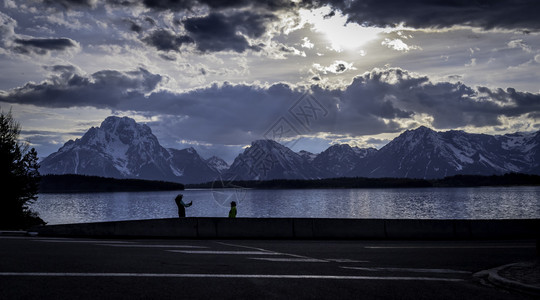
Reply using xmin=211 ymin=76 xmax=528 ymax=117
xmin=1 ymin=0 xmax=540 ymax=163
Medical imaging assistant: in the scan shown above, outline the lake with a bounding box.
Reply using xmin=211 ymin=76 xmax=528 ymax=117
xmin=31 ymin=187 xmax=540 ymax=225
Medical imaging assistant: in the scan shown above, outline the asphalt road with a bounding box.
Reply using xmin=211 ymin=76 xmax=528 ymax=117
xmin=0 ymin=236 xmax=537 ymax=299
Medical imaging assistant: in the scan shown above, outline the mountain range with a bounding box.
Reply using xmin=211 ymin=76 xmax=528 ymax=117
xmin=40 ymin=116 xmax=540 ymax=183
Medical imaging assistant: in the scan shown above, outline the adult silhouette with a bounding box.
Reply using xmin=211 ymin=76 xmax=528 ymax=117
xmin=174 ymin=194 xmax=192 ymax=218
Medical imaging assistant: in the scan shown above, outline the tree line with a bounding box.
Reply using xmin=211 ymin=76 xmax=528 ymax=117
xmin=39 ymin=174 xmax=185 ymax=193
xmin=187 ymin=173 xmax=540 ymax=189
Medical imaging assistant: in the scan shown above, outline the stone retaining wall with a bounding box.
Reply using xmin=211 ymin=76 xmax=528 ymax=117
xmin=32 ymin=218 xmax=540 ymax=240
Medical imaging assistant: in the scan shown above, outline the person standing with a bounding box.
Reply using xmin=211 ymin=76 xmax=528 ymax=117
xmin=174 ymin=194 xmax=192 ymax=218
xmin=228 ymin=201 xmax=237 ymax=218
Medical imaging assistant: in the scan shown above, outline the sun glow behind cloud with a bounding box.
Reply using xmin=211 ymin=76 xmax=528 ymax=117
xmin=299 ymin=7 xmax=385 ymax=52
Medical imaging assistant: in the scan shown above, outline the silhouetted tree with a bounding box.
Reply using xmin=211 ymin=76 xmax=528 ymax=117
xmin=0 ymin=110 xmax=44 ymax=229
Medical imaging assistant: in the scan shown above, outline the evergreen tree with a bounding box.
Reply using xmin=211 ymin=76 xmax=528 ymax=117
xmin=0 ymin=110 xmax=45 ymax=229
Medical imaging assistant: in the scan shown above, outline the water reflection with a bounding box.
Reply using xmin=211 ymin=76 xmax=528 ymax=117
xmin=32 ymin=187 xmax=540 ymax=225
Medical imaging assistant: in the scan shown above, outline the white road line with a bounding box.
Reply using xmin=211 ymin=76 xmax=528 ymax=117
xmin=364 ymin=246 xmax=534 ymax=249
xmin=97 ymin=244 xmax=207 ymax=248
xmin=215 ymin=241 xmax=317 ymax=260
xmin=341 ymin=266 xmax=471 ymax=274
xmin=215 ymin=241 xmax=274 ymax=253
xmin=34 ymin=240 xmax=133 ymax=244
xmin=168 ymin=250 xmax=281 ymax=255
xmin=0 ymin=272 xmax=464 ymax=282
xmin=326 ymin=259 xmax=369 ymax=263
xmin=248 ymin=258 xmax=327 ymax=263
xmin=0 ymin=236 xmax=32 ymax=240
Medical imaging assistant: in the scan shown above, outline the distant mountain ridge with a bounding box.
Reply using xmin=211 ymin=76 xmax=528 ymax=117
xmin=224 ymin=139 xmax=325 ymax=181
xmin=40 ymin=116 xmax=540 ymax=183
xmin=347 ymin=126 xmax=540 ymax=179
xmin=312 ymin=144 xmax=377 ymax=177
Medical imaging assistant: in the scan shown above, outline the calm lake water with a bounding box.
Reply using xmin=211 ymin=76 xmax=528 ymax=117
xmin=32 ymin=187 xmax=540 ymax=225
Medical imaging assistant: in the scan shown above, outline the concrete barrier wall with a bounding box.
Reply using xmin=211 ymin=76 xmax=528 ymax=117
xmin=32 ymin=218 xmax=540 ymax=240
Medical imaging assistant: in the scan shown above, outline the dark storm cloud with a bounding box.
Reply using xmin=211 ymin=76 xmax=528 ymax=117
xmin=3 ymin=67 xmax=540 ymax=144
xmin=159 ymin=53 xmax=177 ymax=61
xmin=13 ymin=38 xmax=77 ymax=55
xmin=340 ymin=69 xmax=479 ymax=129
xmin=14 ymin=38 xmax=75 ymax=50
xmin=0 ymin=67 xmax=162 ymax=108
xmin=43 ymin=64 xmax=78 ymax=73
xmin=139 ymin=0 xmax=197 ymax=10
xmin=143 ymin=29 xmax=194 ymax=52
xmin=183 ymin=11 xmax=275 ymax=53
xmin=140 ymin=0 xmax=294 ymax=11
xmin=21 ymin=129 xmax=85 ymax=136
xmin=42 ymin=0 xmax=96 ymax=8
xmin=319 ymin=0 xmax=540 ymax=31
xmin=335 ymin=63 xmax=346 ymax=73
xmin=141 ymin=10 xmax=276 ymax=55
xmin=38 ymin=0 xmax=540 ymax=35
xmin=297 ymin=67 xmax=540 ymax=135
xmin=43 ymin=0 xmax=278 ymax=54
xmin=337 ymin=68 xmax=540 ymax=129
xmin=136 ymin=0 xmax=540 ymax=31
xmin=128 ymin=20 xmax=143 ymax=33
xmin=125 ymin=17 xmax=157 ymax=33
xmin=42 ymin=0 xmax=295 ymax=11
xmin=477 ymin=86 xmax=540 ymax=116
xmin=144 ymin=17 xmax=157 ymax=26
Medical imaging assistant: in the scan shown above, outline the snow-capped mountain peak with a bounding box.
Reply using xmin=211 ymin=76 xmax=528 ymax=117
xmin=206 ymin=156 xmax=229 ymax=173
xmin=225 ymin=139 xmax=323 ymax=180
xmin=348 ymin=126 xmax=539 ymax=179
xmin=41 ymin=116 xmax=172 ymax=179
xmin=312 ymin=143 xmax=377 ymax=177
xmin=298 ymin=150 xmax=317 ymax=162
xmin=498 ymin=131 xmax=537 ymax=152
xmin=40 ymin=116 xmax=226 ymax=183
